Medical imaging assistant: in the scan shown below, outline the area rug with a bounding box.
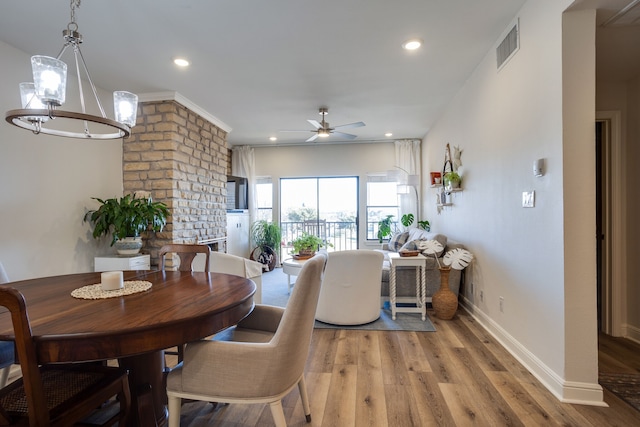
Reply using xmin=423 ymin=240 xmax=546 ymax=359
xmin=599 ymin=372 xmax=640 ymax=412
xmin=261 ymin=267 xmax=436 ymax=332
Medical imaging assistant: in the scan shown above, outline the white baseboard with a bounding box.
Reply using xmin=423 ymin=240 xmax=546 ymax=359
xmin=459 ymin=297 xmax=606 ymax=407
xmin=622 ymin=323 xmax=640 ymax=344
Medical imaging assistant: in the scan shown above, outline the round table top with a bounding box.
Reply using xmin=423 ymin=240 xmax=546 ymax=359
xmin=282 ymin=257 xmax=310 ymax=267
xmin=0 ymin=270 xmax=255 ymax=363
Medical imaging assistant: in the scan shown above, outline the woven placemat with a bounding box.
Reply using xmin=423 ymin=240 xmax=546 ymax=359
xmin=71 ymin=280 xmax=152 ymax=300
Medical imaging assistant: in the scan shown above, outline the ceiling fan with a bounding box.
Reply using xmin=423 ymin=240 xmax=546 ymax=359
xmin=280 ymin=107 xmax=365 ymax=142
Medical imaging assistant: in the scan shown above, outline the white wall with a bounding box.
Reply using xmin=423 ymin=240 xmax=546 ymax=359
xmin=0 ymin=41 xmax=123 ymax=280
xmin=253 ymin=142 xmax=397 ymax=250
xmin=422 ymin=0 xmax=601 ymax=404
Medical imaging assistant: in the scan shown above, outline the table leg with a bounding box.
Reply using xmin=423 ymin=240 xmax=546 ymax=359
xmin=390 ymin=264 xmax=397 ymax=320
xmin=119 ymin=350 xmax=166 ymax=427
xmin=287 ymin=273 xmax=292 ymax=293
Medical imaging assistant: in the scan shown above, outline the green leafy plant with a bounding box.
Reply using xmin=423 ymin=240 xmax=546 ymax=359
xmin=401 ymin=213 xmax=414 ymax=227
xmin=84 ymin=194 xmax=170 ymax=246
xmin=250 ymin=220 xmax=281 ymax=252
xmin=291 ymin=232 xmax=330 ymax=254
xmin=401 ymin=214 xmax=430 ymax=232
xmin=444 ymin=171 xmax=461 ymax=187
xmin=377 ymin=215 xmax=395 ymax=243
xmin=417 ymin=220 xmax=430 ymax=231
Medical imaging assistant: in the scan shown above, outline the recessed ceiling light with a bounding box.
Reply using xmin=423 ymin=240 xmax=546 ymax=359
xmin=269 ymin=136 xmax=277 ymax=141
xmin=402 ymin=38 xmax=423 ymax=51
xmin=173 ymin=58 xmax=190 ymax=67
xmin=385 ymin=132 xmax=393 ymax=137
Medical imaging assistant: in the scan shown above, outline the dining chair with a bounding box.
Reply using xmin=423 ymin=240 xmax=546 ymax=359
xmin=159 ymin=244 xmax=211 ymax=363
xmin=159 ymin=243 xmax=211 ymax=272
xmin=166 ymin=252 xmax=327 ymax=427
xmin=0 ymin=286 xmax=131 ymax=426
xmin=0 ymin=262 xmax=15 ymax=388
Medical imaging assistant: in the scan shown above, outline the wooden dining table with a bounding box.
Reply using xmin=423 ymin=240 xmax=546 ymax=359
xmin=0 ymin=269 xmax=256 ymax=426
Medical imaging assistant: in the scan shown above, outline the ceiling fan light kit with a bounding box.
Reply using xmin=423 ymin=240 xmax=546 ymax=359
xmin=5 ymin=0 xmax=138 ymax=140
xmin=280 ymin=107 xmax=365 ymax=143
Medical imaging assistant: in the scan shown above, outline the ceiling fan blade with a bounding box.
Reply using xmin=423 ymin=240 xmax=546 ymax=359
xmin=332 ymin=131 xmax=357 ymax=140
xmin=307 ymin=120 xmax=323 ymax=129
xmin=333 ymin=121 xmax=365 ymax=130
xmin=279 ymin=129 xmax=315 ymax=132
xmin=306 ymin=134 xmax=320 ymax=142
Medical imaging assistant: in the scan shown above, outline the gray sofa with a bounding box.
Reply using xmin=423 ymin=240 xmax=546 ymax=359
xmin=377 ymin=228 xmax=464 ymax=304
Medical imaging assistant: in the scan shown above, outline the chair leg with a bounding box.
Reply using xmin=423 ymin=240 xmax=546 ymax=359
xmin=168 ymin=395 xmax=182 ymax=427
xmin=0 ymin=366 xmax=10 ymax=388
xmin=298 ymin=375 xmax=312 ymax=423
xmin=268 ymin=400 xmax=287 ymax=427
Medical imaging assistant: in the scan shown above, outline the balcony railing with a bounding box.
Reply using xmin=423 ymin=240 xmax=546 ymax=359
xmin=280 ymin=221 xmax=357 ymax=255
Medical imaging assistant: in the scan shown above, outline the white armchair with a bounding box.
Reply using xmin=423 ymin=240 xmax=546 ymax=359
xmin=315 ymin=250 xmax=384 ymax=325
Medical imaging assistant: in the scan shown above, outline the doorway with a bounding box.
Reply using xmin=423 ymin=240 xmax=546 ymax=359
xmin=280 ymin=176 xmax=359 ymax=252
xmin=596 ymin=111 xmax=625 ymax=336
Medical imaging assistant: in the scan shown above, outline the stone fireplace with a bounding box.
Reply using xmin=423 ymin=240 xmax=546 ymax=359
xmin=123 ymin=98 xmax=230 ymax=266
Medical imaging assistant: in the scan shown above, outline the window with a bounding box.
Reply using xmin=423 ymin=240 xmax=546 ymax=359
xmin=255 ymin=177 xmax=273 ymax=222
xmin=366 ymin=175 xmax=399 ymax=240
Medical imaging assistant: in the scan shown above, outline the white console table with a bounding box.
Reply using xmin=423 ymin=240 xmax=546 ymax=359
xmin=94 ymin=254 xmax=151 ymax=272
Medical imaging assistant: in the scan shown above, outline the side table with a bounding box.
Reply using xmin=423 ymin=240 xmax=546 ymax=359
xmin=388 ymin=252 xmax=427 ymax=320
xmin=282 ymin=258 xmax=308 ymax=293
xmin=94 ymin=254 xmax=151 ymax=272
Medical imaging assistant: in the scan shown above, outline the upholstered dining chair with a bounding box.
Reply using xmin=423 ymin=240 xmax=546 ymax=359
xmin=166 ymin=252 xmax=327 ymax=427
xmin=0 ymin=261 xmax=15 ymax=388
xmin=315 ymin=249 xmax=384 ymax=325
xmin=0 ymin=286 xmax=131 ymax=426
xmin=159 ymin=244 xmax=212 ymax=363
xmin=159 ymin=243 xmax=211 ymax=272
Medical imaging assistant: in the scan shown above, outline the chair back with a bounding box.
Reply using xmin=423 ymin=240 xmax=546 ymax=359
xmin=267 ymin=253 xmax=326 ymax=389
xmin=0 ymin=287 xmax=50 ymax=425
xmin=159 ymin=244 xmax=211 ymax=272
xmin=315 ymin=250 xmax=383 ymax=325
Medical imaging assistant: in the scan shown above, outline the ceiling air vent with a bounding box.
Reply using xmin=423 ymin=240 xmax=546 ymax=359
xmin=496 ymin=19 xmax=519 ymax=71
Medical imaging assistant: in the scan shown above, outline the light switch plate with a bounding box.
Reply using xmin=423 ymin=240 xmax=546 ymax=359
xmin=522 ymin=191 xmax=535 ymax=208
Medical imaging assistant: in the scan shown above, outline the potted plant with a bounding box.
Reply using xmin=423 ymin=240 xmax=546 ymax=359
xmin=400 ymin=214 xmax=431 ymax=232
xmin=290 ymin=233 xmax=329 ymax=258
xmin=444 ymin=171 xmax=461 ymax=190
xmin=377 ymin=215 xmax=396 ymax=243
xmin=84 ymin=194 xmax=170 ymax=255
xmin=250 ymin=220 xmax=281 ymax=271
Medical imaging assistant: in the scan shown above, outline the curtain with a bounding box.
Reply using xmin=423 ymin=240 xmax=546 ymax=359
xmin=394 ymin=139 xmax=421 ymax=221
xmin=231 ymin=146 xmax=257 ymax=223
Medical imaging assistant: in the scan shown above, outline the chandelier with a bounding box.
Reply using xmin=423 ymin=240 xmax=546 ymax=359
xmin=5 ymin=0 xmax=137 ymax=139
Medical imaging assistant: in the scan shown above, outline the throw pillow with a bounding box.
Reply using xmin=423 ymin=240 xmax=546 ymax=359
xmin=388 ymin=231 xmax=409 ymax=251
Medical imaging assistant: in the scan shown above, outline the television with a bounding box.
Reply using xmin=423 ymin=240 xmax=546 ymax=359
xmin=226 ymin=176 xmax=248 ymax=210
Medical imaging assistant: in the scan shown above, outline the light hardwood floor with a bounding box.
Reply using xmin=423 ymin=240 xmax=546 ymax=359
xmin=170 ymin=309 xmax=640 ymax=426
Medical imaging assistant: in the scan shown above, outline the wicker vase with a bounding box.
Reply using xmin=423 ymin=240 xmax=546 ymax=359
xmin=432 ymin=266 xmax=458 ymax=320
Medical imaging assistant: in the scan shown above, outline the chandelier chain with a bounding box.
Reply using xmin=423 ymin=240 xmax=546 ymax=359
xmin=68 ymin=0 xmax=81 ymax=32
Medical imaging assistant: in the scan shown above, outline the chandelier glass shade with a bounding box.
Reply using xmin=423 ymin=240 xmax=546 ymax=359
xmin=5 ymin=0 xmax=138 ymax=140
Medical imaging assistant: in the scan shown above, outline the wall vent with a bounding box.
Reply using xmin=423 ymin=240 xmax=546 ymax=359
xmin=496 ymin=19 xmax=519 ymax=71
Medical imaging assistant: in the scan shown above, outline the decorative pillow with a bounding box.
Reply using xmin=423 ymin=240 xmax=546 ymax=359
xmin=388 ymin=231 xmax=409 ymax=252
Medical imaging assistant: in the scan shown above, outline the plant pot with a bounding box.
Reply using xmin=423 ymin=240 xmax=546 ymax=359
xmin=114 ymin=236 xmax=143 ymax=255
xmin=250 ymin=246 xmax=278 ymax=272
xmin=298 ymin=249 xmax=316 ymax=258
xmin=432 ymin=266 xmax=458 ymax=320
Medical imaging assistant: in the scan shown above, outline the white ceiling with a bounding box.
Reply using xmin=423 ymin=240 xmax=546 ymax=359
xmin=0 ymin=0 xmax=638 ymax=146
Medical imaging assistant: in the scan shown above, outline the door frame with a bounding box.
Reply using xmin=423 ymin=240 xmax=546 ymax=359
xmin=596 ymin=110 xmax=626 ymax=336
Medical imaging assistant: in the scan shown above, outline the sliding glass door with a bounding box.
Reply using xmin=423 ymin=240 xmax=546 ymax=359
xmin=280 ymin=177 xmax=358 ymax=253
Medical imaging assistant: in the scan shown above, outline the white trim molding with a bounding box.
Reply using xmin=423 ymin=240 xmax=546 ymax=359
xmin=138 ymin=91 xmax=233 ymax=133
xmin=460 ymin=299 xmax=606 ymax=407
